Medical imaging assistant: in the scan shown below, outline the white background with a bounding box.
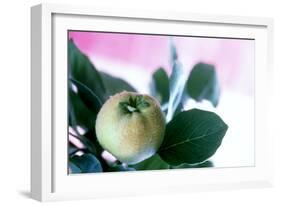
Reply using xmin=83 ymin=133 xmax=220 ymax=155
xmin=0 ymin=0 xmax=280 ymax=205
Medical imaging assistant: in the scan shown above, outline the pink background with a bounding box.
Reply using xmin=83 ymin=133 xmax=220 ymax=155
xmin=69 ymin=31 xmax=254 ymax=95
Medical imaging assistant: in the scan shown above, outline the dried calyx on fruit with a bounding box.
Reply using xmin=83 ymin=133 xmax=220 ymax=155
xmin=119 ymin=95 xmax=150 ymax=113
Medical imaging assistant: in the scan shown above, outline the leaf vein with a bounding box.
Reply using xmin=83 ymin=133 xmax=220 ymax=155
xmin=159 ymin=127 xmax=226 ymax=152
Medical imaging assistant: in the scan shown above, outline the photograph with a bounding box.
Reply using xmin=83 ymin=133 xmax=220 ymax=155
xmin=67 ymin=31 xmax=255 ymax=174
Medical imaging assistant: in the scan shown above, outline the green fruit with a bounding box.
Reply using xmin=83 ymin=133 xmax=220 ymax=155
xmin=95 ymin=91 xmax=166 ymax=165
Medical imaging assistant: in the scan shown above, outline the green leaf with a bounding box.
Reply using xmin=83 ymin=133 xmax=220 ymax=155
xmin=100 ymin=72 xmax=137 ymax=99
xmin=171 ymin=160 xmax=213 ymax=169
xmin=83 ymin=129 xmax=104 ymax=154
xmin=68 ymin=86 xmax=97 ymax=131
xmin=158 ymin=109 xmax=228 ymax=166
xmin=69 ymin=162 xmax=81 ymax=174
xmin=151 ymin=68 xmax=170 ymax=104
xmin=80 ymin=130 xmax=112 ymax=171
xmin=68 ymin=142 xmax=79 ymax=156
xmin=107 ymin=164 xmax=136 ymax=172
xmin=70 ymin=78 xmax=102 ymax=114
xmin=70 ymin=153 xmax=103 ymax=173
xmin=69 ymin=40 xmax=137 ymax=102
xmin=131 ymin=154 xmax=169 ymax=170
xmin=173 ymin=102 xmax=184 ymax=117
xmin=68 ymin=39 xmax=106 ymax=102
xmin=186 ymin=63 xmax=220 ymax=107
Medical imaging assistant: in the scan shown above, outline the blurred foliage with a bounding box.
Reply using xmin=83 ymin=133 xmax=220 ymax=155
xmin=151 ymin=67 xmax=170 ymax=104
xmin=68 ymin=39 xmax=228 ymax=174
xmin=100 ymin=72 xmax=137 ymax=99
xmin=186 ymin=63 xmax=220 ymax=107
xmin=70 ymin=153 xmax=103 ymax=173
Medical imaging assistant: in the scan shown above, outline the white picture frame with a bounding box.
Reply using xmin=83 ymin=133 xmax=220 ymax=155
xmin=31 ymin=3 xmax=274 ymax=202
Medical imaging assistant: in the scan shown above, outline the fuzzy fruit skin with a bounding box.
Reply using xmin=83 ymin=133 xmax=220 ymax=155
xmin=95 ymin=91 xmax=166 ymax=165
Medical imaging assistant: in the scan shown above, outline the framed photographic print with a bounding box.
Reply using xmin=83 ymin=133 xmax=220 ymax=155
xmin=31 ymin=3 xmax=274 ymax=201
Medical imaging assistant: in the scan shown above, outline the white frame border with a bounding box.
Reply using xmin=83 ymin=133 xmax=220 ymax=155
xmin=31 ymin=3 xmax=274 ymax=202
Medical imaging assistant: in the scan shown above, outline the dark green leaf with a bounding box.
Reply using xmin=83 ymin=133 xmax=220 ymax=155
xmin=68 ymin=87 xmax=97 ymax=131
xmin=131 ymin=154 xmax=169 ymax=170
xmin=69 ymin=162 xmax=81 ymax=174
xmin=68 ymin=39 xmax=106 ymax=102
xmin=100 ymin=72 xmax=137 ymax=99
xmin=68 ymin=142 xmax=79 ymax=156
xmin=81 ymin=129 xmax=112 ymax=171
xmin=158 ymin=109 xmax=228 ymax=165
xmin=186 ymin=63 xmax=220 ymax=107
xmin=151 ymin=68 xmax=170 ymax=104
xmin=69 ymin=129 xmax=100 ymax=158
xmin=170 ymin=160 xmax=214 ymax=169
xmin=173 ymin=102 xmax=184 ymax=118
xmin=107 ymin=164 xmax=136 ymax=172
xmin=70 ymin=78 xmax=102 ymax=114
xmin=70 ymin=153 xmax=103 ymax=173
xmin=83 ymin=129 xmax=104 ymax=156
